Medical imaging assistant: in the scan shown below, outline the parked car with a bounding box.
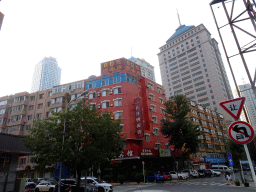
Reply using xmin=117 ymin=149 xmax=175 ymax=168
xmin=162 ymin=172 xmax=172 ymax=181
xmin=209 ymin=169 xmax=221 ymax=176
xmin=169 ymin=171 xmax=187 ymax=180
xmin=197 ymin=170 xmax=206 ymax=178
xmin=85 ymin=177 xmax=113 ymax=192
xmin=190 ymin=170 xmax=199 ymax=178
xmin=25 ymin=178 xmax=37 ymax=189
xmin=46 ymin=178 xmax=57 ymax=185
xmin=212 ymin=165 xmax=232 ymax=172
xmin=148 ymin=173 xmax=165 ymax=182
xmin=35 ymin=181 xmax=55 ymax=192
xmin=55 ymin=179 xmax=97 ymax=192
xmin=201 ymin=169 xmax=212 ymax=177
xmin=34 ymin=178 xmax=46 ymax=185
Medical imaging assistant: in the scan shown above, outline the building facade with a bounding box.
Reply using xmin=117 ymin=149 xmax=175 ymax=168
xmin=238 ymin=84 xmax=256 ymax=129
xmin=0 ymin=57 xmax=229 ymax=178
xmin=31 ymin=57 xmax=61 ymax=93
xmin=158 ymin=24 xmax=233 ymax=124
xmin=187 ymin=100 xmax=228 ymax=164
xmin=128 ymin=57 xmax=156 ymax=82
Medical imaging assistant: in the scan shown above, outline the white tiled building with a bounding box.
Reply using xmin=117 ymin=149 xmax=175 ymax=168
xmin=31 ymin=57 xmax=61 ymax=93
xmin=238 ymin=84 xmax=256 ymax=129
xmin=158 ymin=24 xmax=233 ymax=123
xmin=128 ymin=57 xmax=155 ymax=82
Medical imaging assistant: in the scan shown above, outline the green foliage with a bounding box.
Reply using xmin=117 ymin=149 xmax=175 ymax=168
xmin=24 ymin=100 xmax=124 ymax=182
xmin=160 ymin=95 xmax=200 ymax=160
xmin=226 ymin=139 xmax=246 ymax=167
xmin=235 ymin=179 xmax=240 ymax=186
xmin=135 ymin=173 xmax=144 ymax=183
xmin=118 ymin=175 xmax=125 ymax=184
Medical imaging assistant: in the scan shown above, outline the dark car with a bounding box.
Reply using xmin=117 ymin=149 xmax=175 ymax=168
xmin=202 ymin=169 xmax=212 ymax=177
xmin=197 ymin=170 xmax=205 ymax=178
xmin=148 ymin=173 xmax=165 ymax=182
xmin=55 ymin=179 xmax=97 ymax=192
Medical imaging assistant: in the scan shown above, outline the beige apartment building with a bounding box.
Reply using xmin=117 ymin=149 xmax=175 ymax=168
xmin=158 ymin=24 xmax=234 ymax=124
xmin=187 ymin=100 xmax=228 ymax=163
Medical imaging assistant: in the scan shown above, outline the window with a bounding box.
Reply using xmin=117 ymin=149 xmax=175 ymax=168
xmin=0 ymin=109 xmax=6 ymax=114
xmin=102 ymin=101 xmax=110 ymax=109
xmin=20 ymin=158 xmax=26 ymax=165
xmin=114 ymin=87 xmax=121 ymax=94
xmin=48 ymin=91 xmax=52 ymax=97
xmin=89 ymin=83 xmax=92 ymax=89
xmin=155 ymin=143 xmax=161 ymax=150
xmin=47 ymin=102 xmax=51 ymax=107
xmin=152 ymin=116 xmax=157 ymax=123
xmin=147 ymin=83 xmax=154 ymax=90
xmin=30 ymin=96 xmax=35 ymax=101
xmin=114 ymin=111 xmax=123 ymax=119
xmin=102 ymin=90 xmax=109 ymax=96
xmin=89 ymin=92 xmax=96 ymax=99
xmin=26 ymin=125 xmax=31 ymax=130
xmin=149 ymin=94 xmax=154 ymax=101
xmin=159 ymin=98 xmax=164 ymax=104
xmin=102 ymin=81 xmax=105 ymax=86
xmin=113 ymin=78 xmax=117 ymax=84
xmin=145 ymin=134 xmax=150 ymax=141
xmin=114 ymin=99 xmax=122 ymax=106
xmin=37 ymin=113 xmax=42 ymax=119
xmin=39 ymin=94 xmax=44 ymax=99
xmin=38 ymin=103 xmax=43 ymax=109
xmin=160 ymin=108 xmax=165 ymax=115
xmin=153 ymin=128 xmax=159 ymax=135
xmin=157 ymin=87 xmax=162 ymax=94
xmin=27 ymin=115 xmax=32 ymax=121
xmin=46 ymin=111 xmax=51 ymax=117
xmin=150 ymin=105 xmax=156 ymax=112
xmin=0 ymin=100 xmax=7 ymax=106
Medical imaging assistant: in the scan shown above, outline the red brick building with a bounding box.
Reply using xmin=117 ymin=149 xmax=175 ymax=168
xmin=84 ymin=58 xmax=170 ymax=159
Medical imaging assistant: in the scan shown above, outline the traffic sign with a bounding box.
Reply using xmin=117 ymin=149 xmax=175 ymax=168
xmin=228 ymin=121 xmax=255 ymax=144
xmin=227 ymin=153 xmax=232 ymax=158
xmin=219 ymin=97 xmax=245 ymax=120
xmin=228 ymin=158 xmax=234 ymax=167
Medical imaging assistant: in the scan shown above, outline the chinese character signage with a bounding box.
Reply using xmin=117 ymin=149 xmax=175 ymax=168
xmin=134 ymin=98 xmax=144 ymax=138
xmin=101 ymin=58 xmax=141 ymax=77
xmin=118 ymin=148 xmax=158 ymax=158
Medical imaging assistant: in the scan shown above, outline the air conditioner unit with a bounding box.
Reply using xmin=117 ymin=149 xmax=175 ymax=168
xmin=146 ymin=85 xmax=149 ymax=88
xmin=110 ymin=91 xmax=113 ymax=95
xmin=8 ymin=104 xmax=12 ymax=107
xmin=97 ymin=92 xmax=101 ymax=97
xmin=85 ymin=96 xmax=88 ymax=99
xmin=97 ymin=104 xmax=101 ymax=109
xmin=110 ymin=104 xmax=113 ymax=107
xmin=151 ymin=119 xmax=154 ymax=122
xmin=111 ymin=117 xmax=114 ymax=119
xmin=150 ymin=107 xmax=152 ymax=110
xmin=70 ymin=89 xmax=74 ymax=92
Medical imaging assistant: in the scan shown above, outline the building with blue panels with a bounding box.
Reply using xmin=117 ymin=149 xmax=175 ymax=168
xmin=31 ymin=57 xmax=61 ymax=93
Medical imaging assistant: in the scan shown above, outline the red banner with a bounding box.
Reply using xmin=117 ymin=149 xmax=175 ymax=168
xmin=134 ymin=98 xmax=144 ymax=138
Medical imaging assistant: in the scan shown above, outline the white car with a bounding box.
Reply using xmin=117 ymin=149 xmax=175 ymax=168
xmin=209 ymin=169 xmax=221 ymax=176
xmin=169 ymin=171 xmax=187 ymax=180
xmin=86 ymin=177 xmax=113 ymax=192
xmin=35 ymin=181 xmax=55 ymax=192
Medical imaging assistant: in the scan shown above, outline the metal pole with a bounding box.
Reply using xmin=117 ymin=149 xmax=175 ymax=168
xmin=244 ymin=144 xmax=256 ymax=186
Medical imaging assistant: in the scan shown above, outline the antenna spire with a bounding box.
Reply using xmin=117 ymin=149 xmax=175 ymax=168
xmin=177 ymin=8 xmax=181 ymax=26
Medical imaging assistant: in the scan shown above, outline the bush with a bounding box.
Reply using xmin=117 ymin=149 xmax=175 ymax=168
xmin=235 ymin=179 xmax=240 ymax=186
xmin=135 ymin=173 xmax=144 ymax=183
xmin=118 ymin=175 xmax=125 ymax=184
xmin=103 ymin=175 xmax=111 ymax=183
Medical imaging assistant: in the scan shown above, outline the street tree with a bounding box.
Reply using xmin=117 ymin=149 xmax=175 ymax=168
xmin=24 ymin=100 xmax=124 ymax=187
xmin=160 ymin=95 xmax=200 ymax=169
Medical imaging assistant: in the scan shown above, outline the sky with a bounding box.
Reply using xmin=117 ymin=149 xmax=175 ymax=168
xmin=0 ymin=0 xmax=255 ymax=98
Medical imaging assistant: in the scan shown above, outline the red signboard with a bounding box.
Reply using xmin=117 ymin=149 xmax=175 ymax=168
xmin=118 ymin=148 xmax=158 ymax=158
xmin=134 ymin=98 xmax=144 ymax=138
xmin=101 ymin=58 xmax=141 ymax=77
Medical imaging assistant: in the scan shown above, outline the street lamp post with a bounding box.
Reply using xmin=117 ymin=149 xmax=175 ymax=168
xmin=58 ymin=90 xmax=89 ymax=192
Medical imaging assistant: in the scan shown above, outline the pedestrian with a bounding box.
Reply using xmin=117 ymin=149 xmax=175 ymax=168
xmin=226 ymin=172 xmax=232 ymax=187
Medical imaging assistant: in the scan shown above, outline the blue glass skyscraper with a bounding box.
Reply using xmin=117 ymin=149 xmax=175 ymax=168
xmin=31 ymin=57 xmax=61 ymax=93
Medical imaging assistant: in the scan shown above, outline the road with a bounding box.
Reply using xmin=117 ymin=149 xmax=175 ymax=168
xmin=113 ymin=173 xmax=255 ymax=192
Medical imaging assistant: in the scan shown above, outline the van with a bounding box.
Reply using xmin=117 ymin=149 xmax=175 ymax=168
xmin=212 ymin=165 xmax=232 ymax=172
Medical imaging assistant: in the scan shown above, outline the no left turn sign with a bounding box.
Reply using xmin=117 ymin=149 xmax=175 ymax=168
xmin=228 ymin=121 xmax=255 ymax=144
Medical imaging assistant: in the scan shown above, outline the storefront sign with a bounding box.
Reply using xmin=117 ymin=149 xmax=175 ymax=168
xmin=119 ymin=148 xmax=158 ymax=158
xmin=134 ymin=98 xmax=144 ymax=138
xmin=159 ymin=149 xmax=171 ymax=157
